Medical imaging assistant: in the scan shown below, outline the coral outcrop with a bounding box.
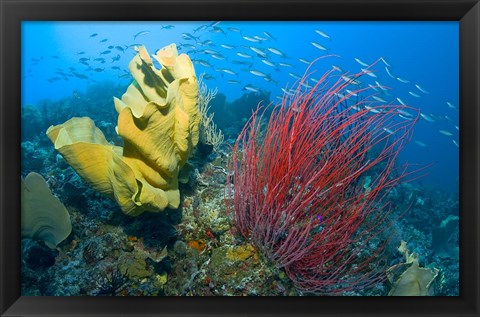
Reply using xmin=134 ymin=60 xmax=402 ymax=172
xmin=47 ymin=44 xmax=199 ymax=216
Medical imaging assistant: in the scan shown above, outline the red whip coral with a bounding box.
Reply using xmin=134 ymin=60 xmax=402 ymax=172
xmin=226 ymin=67 xmax=420 ymax=295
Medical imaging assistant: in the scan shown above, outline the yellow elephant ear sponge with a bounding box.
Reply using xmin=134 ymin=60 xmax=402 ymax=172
xmin=46 ymin=43 xmax=200 ymax=216
xmin=387 ymin=240 xmax=439 ymax=296
xmin=21 ymin=172 xmax=72 ymax=248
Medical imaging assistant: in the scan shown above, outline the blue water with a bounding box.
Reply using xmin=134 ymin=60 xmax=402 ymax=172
xmin=22 ymin=21 xmax=459 ymax=193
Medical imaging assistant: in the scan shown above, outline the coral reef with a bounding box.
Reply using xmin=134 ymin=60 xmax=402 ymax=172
xmin=20 ymin=66 xmax=459 ymax=297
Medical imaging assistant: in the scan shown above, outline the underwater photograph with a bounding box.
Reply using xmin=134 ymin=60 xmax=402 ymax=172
xmin=21 ymin=21 xmax=459 ymax=296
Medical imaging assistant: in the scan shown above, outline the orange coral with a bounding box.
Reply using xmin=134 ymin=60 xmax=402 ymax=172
xmin=187 ymin=240 xmax=206 ymax=252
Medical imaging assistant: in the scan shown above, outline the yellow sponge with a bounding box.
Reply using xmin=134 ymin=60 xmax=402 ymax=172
xmin=47 ymin=44 xmax=199 ymax=216
xmin=21 ymin=172 xmax=72 ymax=248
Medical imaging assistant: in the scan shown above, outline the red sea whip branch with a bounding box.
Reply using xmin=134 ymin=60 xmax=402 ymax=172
xmin=226 ymin=67 xmax=420 ymax=295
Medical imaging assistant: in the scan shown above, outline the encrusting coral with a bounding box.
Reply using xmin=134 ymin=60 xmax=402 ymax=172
xmin=21 ymin=172 xmax=72 ymax=248
xmin=47 ymin=44 xmax=199 ymax=216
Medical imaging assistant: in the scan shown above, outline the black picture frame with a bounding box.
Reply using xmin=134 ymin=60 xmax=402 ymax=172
xmin=1 ymin=0 xmax=479 ymax=316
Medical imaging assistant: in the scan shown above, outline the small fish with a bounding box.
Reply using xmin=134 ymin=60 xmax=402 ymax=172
xmin=200 ymin=40 xmax=214 ymax=46
xmin=372 ymin=96 xmax=386 ymax=103
xmin=89 ymin=33 xmax=98 ymax=37
xmin=415 ymin=140 xmax=427 ymax=147
xmin=99 ymin=38 xmax=108 ymax=43
xmin=210 ymin=26 xmax=226 ymax=35
xmin=236 ymin=52 xmax=252 ymax=58
xmin=385 ymin=67 xmax=395 ymax=78
xmin=361 ymin=68 xmax=377 ymax=78
xmin=111 ymin=66 xmax=121 ymax=70
xmin=399 ymin=114 xmax=414 ymax=121
xmin=365 ymin=105 xmax=381 ymax=113
xmin=182 ymin=33 xmax=199 ymax=41
xmin=211 ymin=54 xmax=225 ymax=60
xmin=93 ymin=68 xmax=104 ymax=72
xmin=231 ymin=60 xmax=252 ymax=66
xmin=115 ymin=46 xmax=125 ymax=52
xmin=279 ymin=62 xmax=292 ymax=67
xmin=398 ymin=109 xmax=414 ymax=117
xmin=261 ymin=59 xmax=276 ymax=67
xmin=420 ymin=113 xmax=435 ymax=123
xmin=355 ymin=58 xmax=369 ymax=67
xmin=227 ymin=80 xmax=241 ymax=84
xmin=112 ymin=54 xmax=121 ymax=62
xmin=180 ymin=43 xmax=196 ymax=50
xmin=93 ymin=57 xmax=106 ymax=62
xmin=228 ymin=27 xmax=242 ymax=33
xmin=118 ymin=73 xmax=131 ymax=79
xmin=267 ymin=47 xmax=286 ymax=57
xmin=342 ymin=75 xmax=361 ymax=86
xmin=452 ymin=140 xmax=459 ymax=147
xmin=216 ymin=68 xmax=237 ymax=75
xmin=209 ymin=21 xmax=222 ymax=27
xmin=300 ymin=82 xmax=312 ymax=89
xmin=439 ymin=130 xmax=453 ymax=136
xmin=380 ymin=57 xmax=391 ymax=67
xmin=243 ymin=85 xmax=259 ymax=93
xmin=368 ymin=84 xmax=379 ymax=91
xmin=447 ymin=101 xmax=456 ymax=109
xmin=220 ymin=44 xmax=235 ymax=49
xmin=315 ymin=29 xmax=330 ymax=39
xmin=455 ymin=125 xmax=459 ymax=130
xmin=202 ymin=74 xmax=215 ymax=80
xmin=250 ymin=47 xmax=267 ymax=57
xmin=193 ymin=59 xmax=212 ymax=67
xmin=79 ymin=57 xmax=90 ymax=62
xmin=415 ymin=84 xmax=429 ymax=94
xmin=310 ymin=78 xmax=319 ymax=83
xmin=250 ymin=70 xmax=267 ymax=77
xmin=311 ymin=41 xmax=327 ymax=51
xmin=299 ymin=58 xmax=311 ymax=65
xmin=375 ymin=81 xmax=388 ymax=91
xmin=202 ymin=49 xmax=219 ymax=55
xmin=253 ymin=35 xmax=267 ymax=41
xmin=100 ymin=50 xmax=111 ymax=55
xmin=409 ymin=91 xmax=421 ymax=98
xmin=263 ymin=76 xmax=278 ymax=85
xmin=161 ymin=25 xmax=175 ymax=29
xmin=397 ymin=77 xmax=410 ymax=83
xmin=289 ymin=72 xmax=302 ymax=80
xmin=332 ymin=65 xmax=344 ymax=72
xmin=263 ymin=31 xmax=276 ymax=40
xmin=107 ymin=45 xmax=114 ymax=49
xmin=281 ymin=88 xmax=295 ymax=96
xmin=76 ymin=51 xmax=86 ymax=55
xmin=396 ymin=97 xmax=406 ymax=106
xmin=243 ymin=36 xmax=259 ymax=42
xmin=193 ymin=25 xmax=208 ymax=33
xmin=383 ymin=127 xmax=395 ymax=135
